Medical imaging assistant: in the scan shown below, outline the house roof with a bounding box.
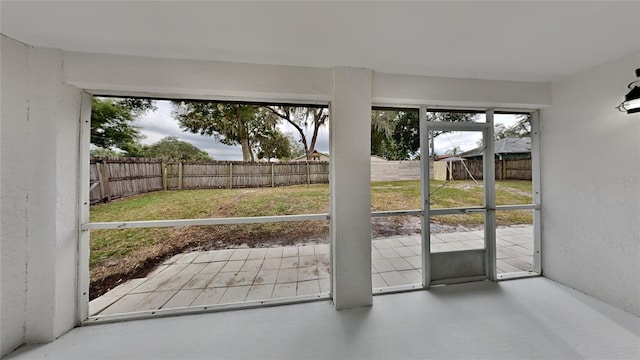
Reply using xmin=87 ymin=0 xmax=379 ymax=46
xmin=439 ymin=156 xmax=466 ymax=162
xmin=291 ymin=150 xmax=330 ymax=161
xmin=460 ymin=137 xmax=531 ymax=158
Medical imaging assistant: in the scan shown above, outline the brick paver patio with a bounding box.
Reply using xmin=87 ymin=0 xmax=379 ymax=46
xmin=90 ymin=225 xmax=534 ymax=316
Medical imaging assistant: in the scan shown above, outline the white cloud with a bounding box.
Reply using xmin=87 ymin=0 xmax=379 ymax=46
xmin=134 ymin=101 xmax=519 ymax=160
xmin=136 ymin=100 xmax=242 ymax=160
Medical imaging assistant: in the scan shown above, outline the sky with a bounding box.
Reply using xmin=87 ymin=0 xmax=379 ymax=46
xmin=136 ymin=100 xmax=329 ymax=160
xmin=135 ymin=100 xmax=517 ymax=160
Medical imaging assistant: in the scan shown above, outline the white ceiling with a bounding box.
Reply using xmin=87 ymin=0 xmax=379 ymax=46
xmin=1 ymin=1 xmax=639 ymax=82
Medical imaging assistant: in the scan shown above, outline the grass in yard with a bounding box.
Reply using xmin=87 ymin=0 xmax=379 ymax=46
xmin=89 ymin=180 xmax=532 ymax=298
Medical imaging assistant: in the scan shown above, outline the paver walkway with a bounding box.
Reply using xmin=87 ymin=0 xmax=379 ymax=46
xmin=90 ymin=225 xmax=534 ymax=316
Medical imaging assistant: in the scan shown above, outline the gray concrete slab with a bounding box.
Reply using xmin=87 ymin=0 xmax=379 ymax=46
xmin=90 ymin=226 xmax=534 ymax=316
xmin=11 ymin=278 xmax=639 ymax=360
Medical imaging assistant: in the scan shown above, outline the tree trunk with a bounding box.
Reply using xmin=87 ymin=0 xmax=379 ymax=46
xmin=240 ymin=137 xmax=252 ymax=162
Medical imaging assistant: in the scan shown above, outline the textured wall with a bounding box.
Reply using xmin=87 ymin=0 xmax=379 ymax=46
xmin=541 ymin=52 xmax=640 ymax=315
xmin=1 ymin=35 xmax=82 ymax=356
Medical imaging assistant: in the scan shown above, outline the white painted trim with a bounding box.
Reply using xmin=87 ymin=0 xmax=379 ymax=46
xmin=84 ymin=213 xmax=330 ymax=230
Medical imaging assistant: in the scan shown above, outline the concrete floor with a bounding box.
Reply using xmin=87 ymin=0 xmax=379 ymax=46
xmin=8 ymin=277 xmax=639 ymax=359
xmin=90 ymin=226 xmax=534 ymax=316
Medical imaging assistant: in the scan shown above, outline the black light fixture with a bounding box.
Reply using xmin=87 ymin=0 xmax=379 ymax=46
xmin=617 ymin=68 xmax=640 ymax=114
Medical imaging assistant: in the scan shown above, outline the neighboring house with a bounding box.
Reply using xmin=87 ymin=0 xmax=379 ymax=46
xmin=292 ymin=150 xmax=330 ymax=161
xmin=459 ymin=137 xmax=531 ymax=160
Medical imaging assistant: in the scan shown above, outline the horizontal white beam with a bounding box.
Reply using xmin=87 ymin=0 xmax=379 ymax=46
xmin=430 ymin=207 xmax=486 ymax=215
xmin=495 ymin=204 xmax=540 ymax=211
xmin=84 ymin=213 xmax=330 ymax=230
xmin=371 ymin=209 xmax=421 ymax=218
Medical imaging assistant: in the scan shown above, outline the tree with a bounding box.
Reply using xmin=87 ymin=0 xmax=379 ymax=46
xmin=143 ymin=136 xmax=212 ymax=161
xmin=256 ymin=129 xmax=291 ymax=162
xmin=90 ymin=147 xmax=122 ymax=158
xmin=370 ymin=110 xmax=476 ymax=160
xmin=120 ymin=142 xmax=149 ymax=158
xmin=172 ymin=101 xmax=278 ymax=162
xmin=287 ymin=133 xmax=306 ymax=159
xmin=91 ymin=97 xmax=155 ymax=149
xmin=262 ymin=106 xmax=328 ymax=160
xmin=495 ymin=115 xmax=531 ymax=139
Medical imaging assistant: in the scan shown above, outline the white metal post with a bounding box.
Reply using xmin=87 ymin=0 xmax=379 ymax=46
xmin=420 ymin=106 xmax=431 ymax=288
xmin=77 ymin=91 xmax=92 ymax=323
xmin=530 ymin=110 xmax=542 ymax=274
xmin=484 ymin=109 xmax=497 ymax=281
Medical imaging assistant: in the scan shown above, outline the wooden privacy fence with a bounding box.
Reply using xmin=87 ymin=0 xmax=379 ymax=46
xmin=165 ymin=161 xmax=329 ymax=190
xmin=445 ymin=157 xmax=532 ymax=181
xmin=90 ymin=158 xmax=163 ymax=204
xmin=90 ymin=158 xmax=329 ymax=204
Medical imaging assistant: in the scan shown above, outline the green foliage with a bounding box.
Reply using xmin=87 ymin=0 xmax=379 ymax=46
xmin=172 ymin=102 xmax=279 ymax=162
xmin=143 ymin=136 xmax=212 ymax=161
xmin=120 ymin=142 xmax=149 ymax=157
xmin=371 ymin=110 xmax=476 ymax=160
xmin=495 ymin=115 xmax=531 ymax=140
xmin=256 ymin=129 xmax=291 ymax=161
xmin=91 ymin=97 xmax=155 ymax=149
xmin=90 ymin=147 xmax=122 ymax=158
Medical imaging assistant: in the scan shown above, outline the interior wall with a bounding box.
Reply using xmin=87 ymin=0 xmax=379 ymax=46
xmin=1 ymin=34 xmax=30 ymax=357
xmin=0 ymin=35 xmax=82 ymax=357
xmin=540 ymin=51 xmax=640 ymax=315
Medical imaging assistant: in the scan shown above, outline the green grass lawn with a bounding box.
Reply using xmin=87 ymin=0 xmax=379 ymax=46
xmin=90 ymin=180 xmax=532 ymax=269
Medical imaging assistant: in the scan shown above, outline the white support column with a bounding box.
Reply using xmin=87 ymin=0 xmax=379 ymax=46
xmin=530 ymin=110 xmax=542 ymax=274
xmin=483 ymin=110 xmax=497 ymax=281
xmin=419 ymin=106 xmax=431 ymax=288
xmin=78 ymin=92 xmax=92 ymax=323
xmin=330 ymin=67 xmax=372 ymax=309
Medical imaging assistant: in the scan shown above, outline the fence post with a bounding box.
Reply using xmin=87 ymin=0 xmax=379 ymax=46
xmin=178 ymin=162 xmax=183 ymax=190
xmin=96 ymin=161 xmax=106 ymax=201
xmin=501 ymin=158 xmax=507 ymax=180
xmin=271 ymin=162 xmax=275 ymax=187
xmin=306 ymin=161 xmax=311 ymax=185
xmin=229 ymin=162 xmax=233 ymax=189
xmin=162 ymin=161 xmax=168 ymax=190
xmin=100 ymin=159 xmax=112 ymax=202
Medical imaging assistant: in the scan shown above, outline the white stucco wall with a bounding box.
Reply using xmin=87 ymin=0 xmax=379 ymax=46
xmin=540 ymin=52 xmax=640 ymax=315
xmin=1 ymin=34 xmax=30 ymax=357
xmin=1 ymin=35 xmax=82 ymax=356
